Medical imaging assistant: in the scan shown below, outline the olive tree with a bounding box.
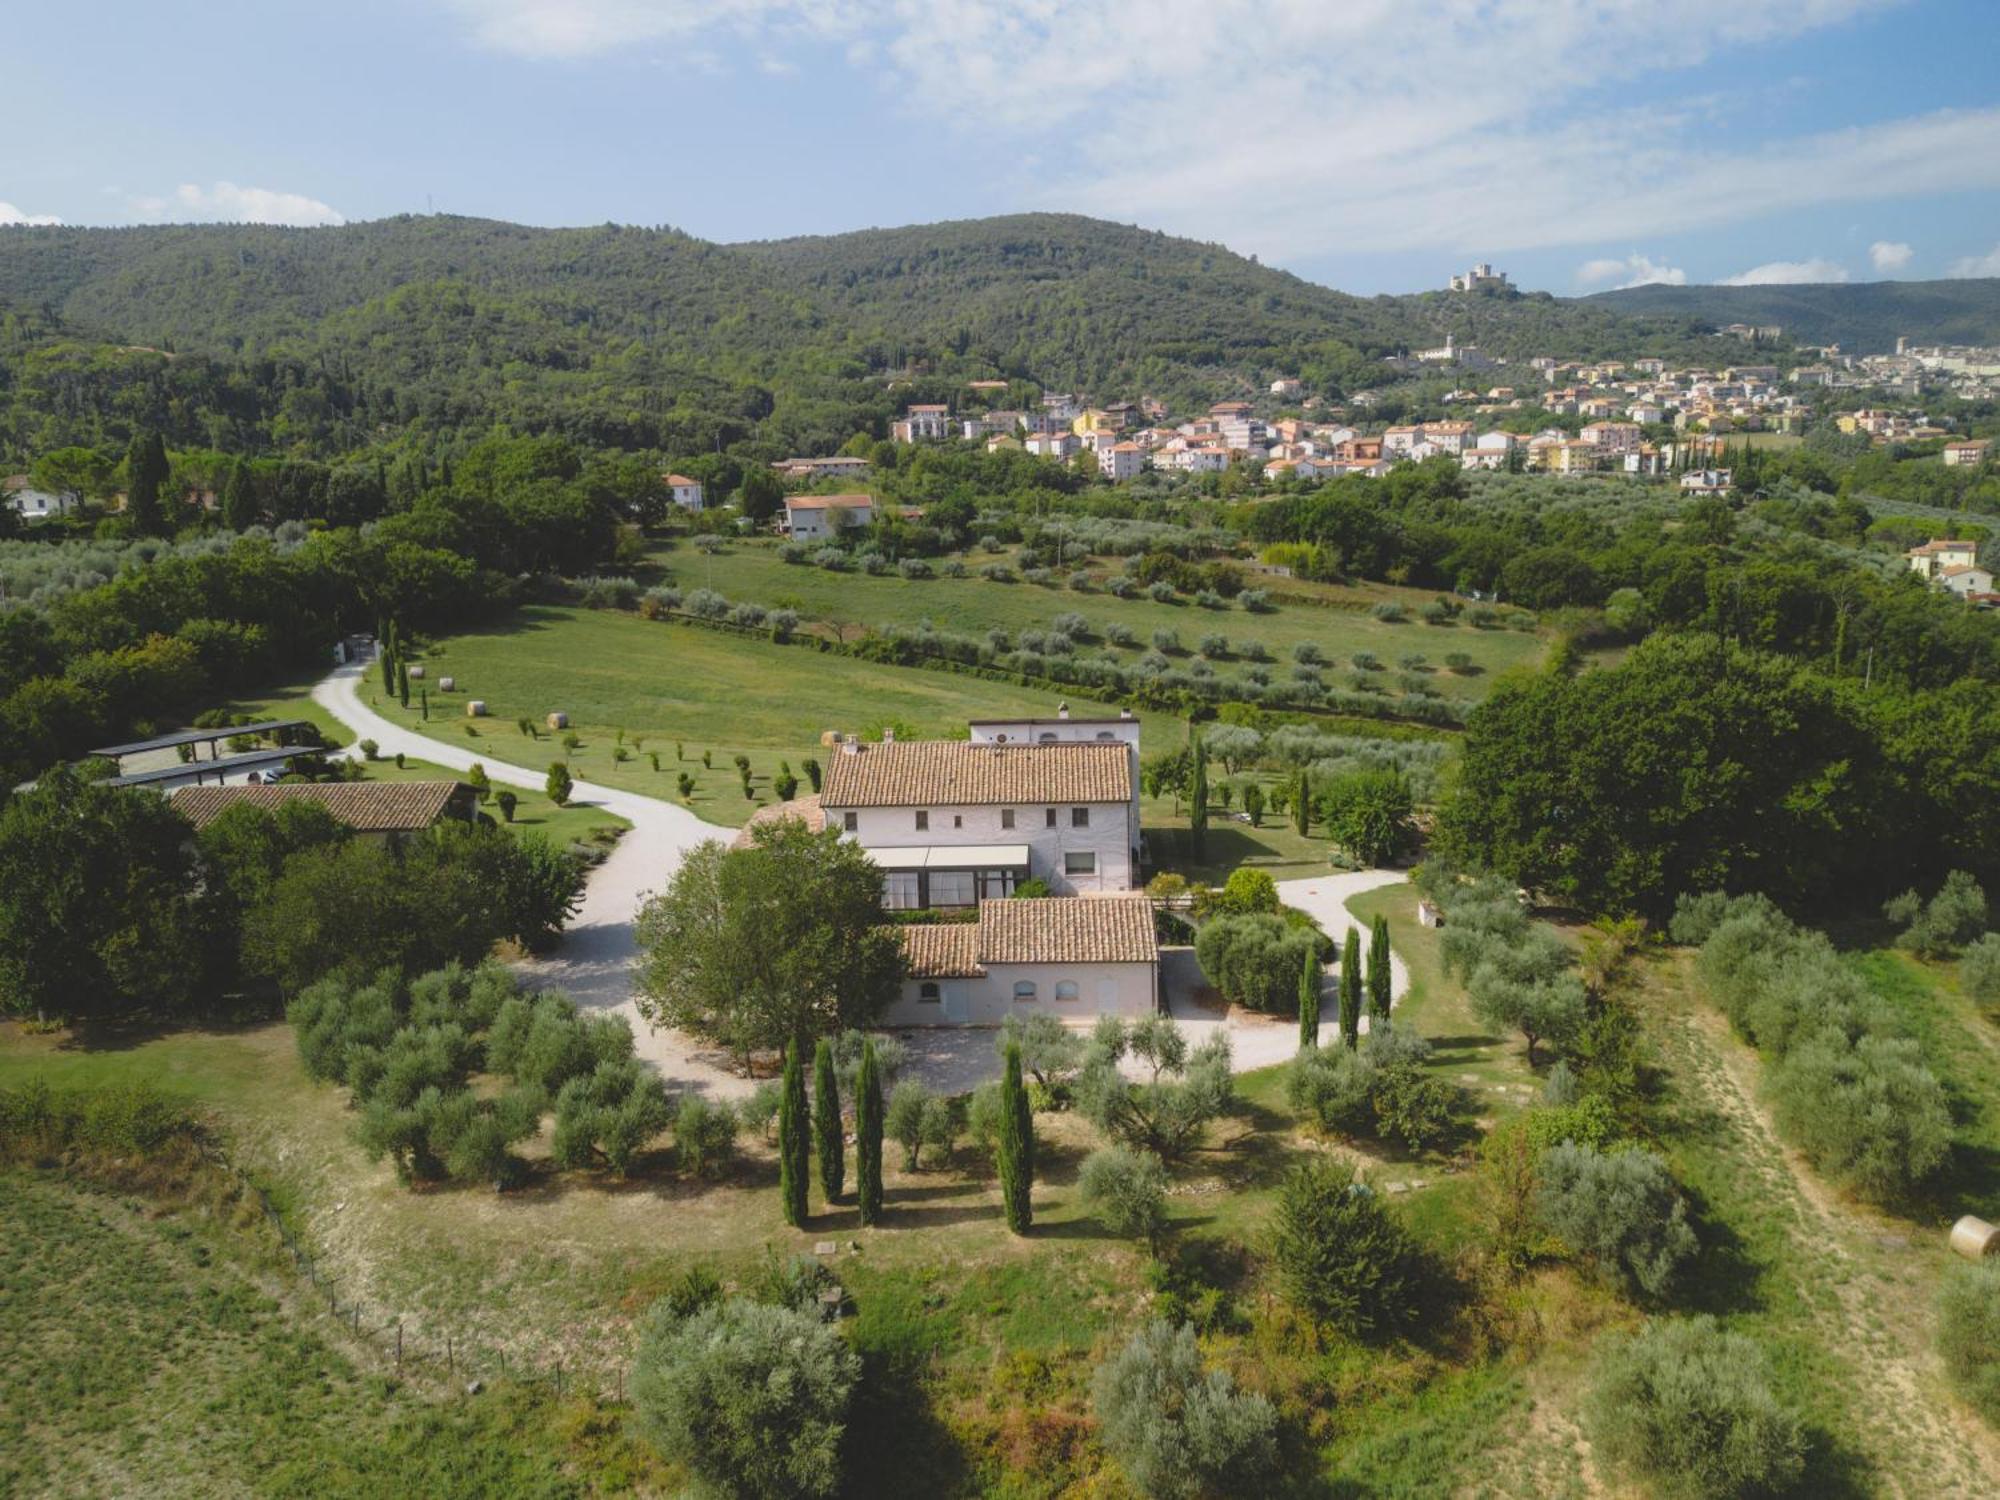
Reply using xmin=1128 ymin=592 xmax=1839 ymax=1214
xmin=1075 ymin=1016 xmax=1232 ymax=1161
xmin=1091 ymin=1321 xmax=1279 ymax=1500
xmin=1535 ymin=1142 xmax=1697 ymax=1300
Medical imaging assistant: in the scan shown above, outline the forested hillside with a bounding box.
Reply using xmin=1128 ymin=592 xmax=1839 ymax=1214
xmin=1591 ymin=276 xmax=2000 ymax=352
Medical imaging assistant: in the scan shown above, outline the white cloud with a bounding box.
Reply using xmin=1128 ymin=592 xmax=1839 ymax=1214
xmin=1948 ymin=243 xmax=2000 ymax=278
xmin=1868 ymin=240 xmax=1913 ymax=272
xmin=1720 ymin=257 xmax=1849 ymax=285
xmin=433 ymin=1 xmax=2000 ymax=267
xmin=126 ymin=181 xmax=347 ymax=227
xmin=0 ymin=201 xmax=61 ymax=226
xmin=1577 ymin=253 xmax=1688 ymax=290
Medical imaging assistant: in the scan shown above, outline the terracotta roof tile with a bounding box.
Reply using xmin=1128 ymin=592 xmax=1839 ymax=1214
xmin=899 ymin=922 xmax=985 ymax=978
xmin=822 ymin=740 xmax=1131 ymax=808
xmin=170 ymin=781 xmax=466 ymax=832
xmin=898 ymin=896 xmax=1158 ymax=976
xmin=731 ymin=795 xmax=826 ymax=849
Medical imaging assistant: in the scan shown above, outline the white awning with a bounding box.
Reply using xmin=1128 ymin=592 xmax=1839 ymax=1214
xmin=868 ymin=843 xmax=1031 ymax=871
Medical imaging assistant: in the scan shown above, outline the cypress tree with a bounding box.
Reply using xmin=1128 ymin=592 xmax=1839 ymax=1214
xmin=221 ymin=459 xmax=258 ymax=532
xmin=812 ymin=1037 xmax=844 ymax=1204
xmin=1299 ymin=946 xmax=1321 ymax=1050
xmin=1188 ymin=733 xmax=1209 ymax=859
xmin=1292 ymin=768 xmax=1311 ymax=836
xmin=380 ymin=644 xmax=396 ymax=695
xmin=855 ymin=1039 xmax=884 ymax=1226
xmin=123 ymin=430 xmax=169 ymax=536
xmin=1338 ymin=936 xmax=1362 ymax=1049
xmin=397 ymin=659 xmax=411 ymax=708
xmin=996 ymin=1040 xmax=1034 ymax=1234
xmin=1367 ymin=914 xmax=1393 ymax=1029
xmin=778 ymin=1039 xmax=810 ymax=1228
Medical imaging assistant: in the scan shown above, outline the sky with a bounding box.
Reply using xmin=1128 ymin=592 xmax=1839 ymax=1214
xmin=3 ymin=0 xmax=1998 ymax=296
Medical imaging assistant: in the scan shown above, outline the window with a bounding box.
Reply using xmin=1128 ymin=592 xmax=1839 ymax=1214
xmin=1045 ymin=807 xmax=1058 ymax=828
xmin=953 ymin=814 xmax=963 ymax=829
xmin=842 ymin=811 xmax=857 ymax=833
xmin=978 ymin=870 xmax=1017 ymax=899
xmin=883 ymin=872 xmax=921 ymax=910
xmin=1013 ymin=981 xmax=1037 ymax=1003
xmin=1095 ymin=731 xmax=1117 ymax=741
xmin=1071 ymin=807 xmax=1089 ymax=828
xmin=915 ymin=810 xmax=929 ymax=831
xmin=1055 ymin=981 xmax=1080 ymax=1003
xmin=929 ymin=870 xmax=975 ymax=908
xmin=1064 ymin=851 xmax=1097 ymax=876
xmin=1001 ymin=808 xmax=1015 ymax=830
xmin=918 ymin=982 xmax=941 ymax=1004
xmin=1038 ymin=732 xmax=1057 ymax=743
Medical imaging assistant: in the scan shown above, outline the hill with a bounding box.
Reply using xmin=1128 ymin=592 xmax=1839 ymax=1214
xmin=1589 ymin=276 xmax=2000 ymax=353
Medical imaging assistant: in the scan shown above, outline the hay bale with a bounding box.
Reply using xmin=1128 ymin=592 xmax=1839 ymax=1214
xmin=408 ymin=664 xmax=425 ymax=680
xmin=547 ymin=712 xmax=569 ymax=730
xmin=438 ymin=676 xmax=455 ymax=692
xmin=819 ymin=729 xmax=841 ymax=748
xmin=1951 ymin=1216 xmax=2000 ymax=1260
xmin=466 ymin=700 xmax=488 ymax=718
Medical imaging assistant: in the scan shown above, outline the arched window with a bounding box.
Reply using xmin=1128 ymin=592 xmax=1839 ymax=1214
xmin=1054 ymin=981 xmax=1080 ymax=1002
xmin=1013 ymin=981 xmax=1037 ymax=1003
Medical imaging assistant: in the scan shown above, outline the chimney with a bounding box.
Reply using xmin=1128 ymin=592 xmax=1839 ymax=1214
xmin=1119 ymin=707 xmax=1133 ymax=720
xmin=881 ymin=727 xmax=895 ymax=743
xmin=1057 ymin=702 xmax=1070 ymax=720
xmin=841 ymin=738 xmax=861 ymax=756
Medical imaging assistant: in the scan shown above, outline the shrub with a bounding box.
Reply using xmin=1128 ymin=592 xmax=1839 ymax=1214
xmin=897 ymin=557 xmax=933 ymax=579
xmin=1272 ymin=1157 xmax=1426 ymax=1339
xmin=1286 ymin=1043 xmax=1374 ymax=1137
xmin=1292 ymin=640 xmax=1325 ymax=665
xmin=1147 ymin=580 xmax=1176 ymax=602
xmin=1444 ymin=651 xmax=1473 ymax=672
xmin=1067 ymin=570 xmax=1093 ymax=591
xmin=1197 ymin=632 xmax=1229 ymax=659
xmin=1939 ymin=1259 xmax=2000 ymax=1426
xmin=1079 ymin=1145 xmax=1170 ymax=1250
xmin=736 ymin=1080 xmax=782 ymax=1142
xmin=1151 ymin=627 xmax=1182 ymax=654
xmin=1239 ymin=587 xmax=1273 ymax=612
xmin=1194 ymin=913 xmax=1319 ymax=1013
xmin=1769 ymin=1030 xmax=1950 ymax=1200
xmin=728 ymin=601 xmax=767 ymax=628
xmin=674 ymin=1091 xmax=741 ymax=1179
xmin=1371 ymin=601 xmax=1407 ymax=622
xmin=685 ymin=588 xmax=729 ymax=619
xmin=551 ymin=1058 xmax=672 ymax=1176
xmin=942 ymin=558 xmax=967 ymax=578
xmin=630 ymin=1297 xmax=859 ymax=1500
xmin=813 ymin=547 xmax=848 ymax=571
xmin=494 ymin=789 xmax=517 ymax=822
xmin=1535 ymin=1143 xmax=1697 ymax=1299
xmin=1963 ymin=933 xmax=2000 ymax=1006
xmin=1586 ymin=1317 xmax=1805 ymax=1500
xmin=1194 ymin=589 xmax=1226 ymax=610
xmin=1050 ymin=611 xmax=1089 ymax=639
xmin=1886 ymin=870 xmax=1989 ymax=957
xmin=1092 ymin=1321 xmax=1279 ymax=1500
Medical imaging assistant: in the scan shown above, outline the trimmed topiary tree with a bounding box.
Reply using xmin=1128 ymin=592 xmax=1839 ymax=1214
xmin=545 ymin=761 xmax=573 ymax=807
xmin=855 ymin=1038 xmax=883 ymax=1225
xmin=997 ymin=1040 xmax=1034 ymax=1233
xmin=778 ymin=1039 xmax=809 ymax=1227
xmin=812 ymin=1036 xmax=843 ymax=1204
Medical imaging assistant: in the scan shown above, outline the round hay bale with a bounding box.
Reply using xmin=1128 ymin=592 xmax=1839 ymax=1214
xmin=1951 ymin=1216 xmax=2000 ymax=1260
xmin=466 ymin=700 xmax=488 ymax=718
xmin=438 ymin=676 xmax=456 ymax=692
xmin=819 ymin=728 xmax=841 ymax=748
xmin=408 ymin=664 xmax=425 ymax=680
xmin=547 ymin=711 xmax=569 ymax=730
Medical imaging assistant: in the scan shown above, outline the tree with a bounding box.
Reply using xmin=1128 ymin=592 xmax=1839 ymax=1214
xmin=465 ymin=762 xmax=491 ymax=804
xmin=1075 ymin=1017 xmax=1233 ymax=1161
xmin=1078 ymin=1145 xmax=1166 ymax=1252
xmin=0 ymin=769 xmax=205 ymax=1022
xmin=1188 ymin=731 xmax=1209 ymax=858
xmin=1092 ymin=1321 xmax=1279 ymax=1500
xmin=1367 ymin=913 xmax=1393 ymax=1028
xmin=997 ymin=1012 xmax=1086 ymax=1099
xmin=221 ymin=458 xmax=259 ymax=531
xmin=29 ymin=446 xmax=113 ymax=510
xmin=1299 ymin=945 xmax=1321 ymax=1050
xmin=885 ymin=1079 xmax=954 ymax=1170
xmin=1964 ymin=933 xmax=2000 ymax=1006
xmin=397 ymin=659 xmax=410 ymax=708
xmin=635 ymin=822 xmax=906 ymax=1065
xmin=997 ymin=1040 xmax=1034 ymax=1233
xmin=1273 ymin=1156 xmax=1426 ymax=1340
xmin=1769 ymin=1030 xmax=1951 ymax=1201
xmin=1338 ymin=934 xmax=1363 ymax=1049
xmin=552 ymin=1058 xmax=672 ymax=1176
xmin=737 ymin=465 xmax=785 ymax=524
xmin=1938 ymin=1260 xmax=2000 ymax=1426
xmin=1242 ymin=781 xmax=1265 ymax=826
xmin=778 ymin=1040 xmax=809 ymax=1227
xmin=1535 ymin=1142 xmax=1698 ymax=1300
xmin=546 ymin=761 xmax=573 ymax=806
xmin=1321 ymin=769 xmax=1415 ymax=869
xmin=1291 ymin=767 xmax=1310 ymax=836
xmin=855 ymin=1038 xmax=884 ymax=1225
xmin=1194 ymin=913 xmax=1319 ymax=1014
xmin=812 ymin=1037 xmax=843 ymax=1204
xmin=1586 ymin=1317 xmax=1805 ymax=1500
xmin=124 ymin=430 xmax=170 ymax=536
xmin=630 ymin=1297 xmax=858 ymax=1500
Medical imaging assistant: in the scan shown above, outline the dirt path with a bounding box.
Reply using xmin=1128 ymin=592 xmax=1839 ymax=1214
xmin=1663 ymin=994 xmax=2000 ymax=1496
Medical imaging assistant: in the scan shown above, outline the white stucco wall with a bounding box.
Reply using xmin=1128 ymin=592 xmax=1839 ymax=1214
xmin=884 ymin=959 xmax=1158 ymax=1027
xmin=835 ymin=798 xmax=1137 ymax=895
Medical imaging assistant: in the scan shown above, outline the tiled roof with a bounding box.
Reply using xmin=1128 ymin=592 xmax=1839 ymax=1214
xmin=731 ymin=795 xmax=826 ymax=849
xmin=899 ymin=896 xmax=1158 ymax=976
xmin=822 ymin=740 xmax=1131 ymax=808
xmin=900 ymin=922 xmax=985 ymax=978
xmin=170 ymin=780 xmax=465 ymax=832
xmin=786 ymin=493 xmax=873 ymax=510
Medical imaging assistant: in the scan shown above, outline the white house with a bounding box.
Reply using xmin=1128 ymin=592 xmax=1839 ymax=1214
xmin=1270 ymin=377 xmax=1302 ymax=397
xmin=889 ymin=896 xmax=1159 ymax=1026
xmin=1099 ymin=441 xmax=1146 ymax=481
xmin=1938 ymin=564 xmax=1997 ymax=598
xmin=784 ymin=493 xmax=875 ymax=539
xmin=821 ymin=734 xmax=1140 ymax=906
xmin=1581 ymin=421 xmax=1643 ymax=455
xmin=1944 ymin=439 xmax=1992 ymax=468
xmin=773 ymin=455 xmax=872 ymax=482
xmin=3 ymin=476 xmax=74 ymax=519
xmin=1909 ymin=539 xmax=1980 ymax=579
xmin=664 ymin=473 xmax=705 ymax=511
xmin=891 ymin=404 xmax=952 ymax=443
xmin=1678 ymin=468 xmax=1734 ymax=495
xmin=1026 ymin=431 xmax=1081 ymax=461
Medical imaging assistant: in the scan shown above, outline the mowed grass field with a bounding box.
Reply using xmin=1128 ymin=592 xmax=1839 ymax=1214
xmin=373 ymin=606 xmax=1168 ymax=825
xmin=662 ymin=539 xmax=1546 ymax=703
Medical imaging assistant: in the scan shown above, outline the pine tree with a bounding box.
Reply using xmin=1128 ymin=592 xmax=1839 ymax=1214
xmin=1292 ymin=768 xmax=1311 ymax=836
xmin=1188 ymin=733 xmax=1209 ymax=859
xmin=1339 ymin=937 xmax=1362 ymax=1049
xmin=778 ymin=1039 xmax=810 ymax=1227
xmin=124 ymin=430 xmax=169 ymax=536
xmin=997 ymin=1040 xmax=1034 ymax=1234
xmin=1367 ymin=914 xmax=1393 ymax=1029
xmin=812 ymin=1037 xmax=844 ymax=1204
xmin=855 ymin=1039 xmax=884 ymax=1226
xmin=1299 ymin=946 xmax=1321 ymax=1050
xmin=221 ymin=460 xmax=258 ymax=532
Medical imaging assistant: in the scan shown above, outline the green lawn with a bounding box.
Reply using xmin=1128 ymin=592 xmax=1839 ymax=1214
xmin=371 ymin=605 xmax=1171 ymax=826
xmin=663 ymin=539 xmax=1545 ymax=704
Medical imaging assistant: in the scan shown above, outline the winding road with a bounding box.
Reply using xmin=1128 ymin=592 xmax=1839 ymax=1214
xmin=312 ymin=660 xmax=1410 ymax=1093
